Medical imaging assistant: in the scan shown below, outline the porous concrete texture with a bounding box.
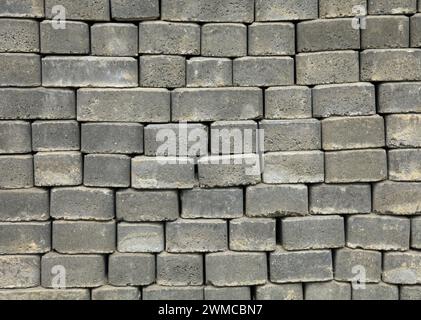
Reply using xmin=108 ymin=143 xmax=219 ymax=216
xmin=1 ymin=0 xmax=421 ymax=301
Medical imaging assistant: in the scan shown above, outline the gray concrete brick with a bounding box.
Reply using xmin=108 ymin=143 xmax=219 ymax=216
xmin=111 ymin=0 xmax=159 ymax=20
xmin=411 ymin=217 xmax=421 ymax=249
xmin=32 ymin=121 xmax=80 ymax=152
xmin=361 ymin=49 xmax=421 ymax=81
xmin=42 ymin=57 xmax=138 ymax=88
xmin=0 ymin=189 xmax=49 ymax=222
xmin=210 ymin=121 xmax=257 ymax=155
xmin=305 ymin=281 xmax=351 ymax=300
xmin=310 ymin=184 xmax=371 ymax=215
xmin=132 ymin=156 xmax=196 ymax=189
xmin=34 ymin=152 xmax=82 ymax=187
xmin=386 ymin=114 xmax=421 ymax=148
xmin=265 ymin=86 xmax=312 ymax=120
xmin=40 ymin=21 xmax=89 ymax=54
xmin=92 ymin=286 xmax=140 ymax=300
xmin=352 ymin=283 xmax=399 ymax=300
xmin=246 ymin=184 xmax=308 ymax=217
xmin=0 ymin=88 xmax=75 ymax=120
xmin=0 ymin=222 xmax=50 ymax=254
xmin=0 ymin=288 xmax=90 ymax=300
xmin=187 ymin=58 xmax=232 ymax=88
xmin=270 ymin=249 xmax=333 ymax=283
xmin=202 ymin=24 xmax=247 ymax=58
xmin=256 ymin=0 xmax=318 ymax=21
xmin=172 ymin=88 xmax=263 ymax=122
xmin=368 ymin=0 xmax=417 ymax=14
xmin=0 ymin=53 xmax=40 ymax=87
xmin=313 ymin=83 xmax=376 ymax=118
xmin=204 ymin=286 xmax=251 ymax=300
xmin=362 ymin=16 xmax=409 ymax=49
xmin=230 ymin=218 xmax=276 ymax=251
xmin=296 ymin=51 xmax=359 ymax=85
xmin=77 ymin=88 xmax=170 ymax=123
xmin=53 ymin=221 xmax=116 ymax=254
xmin=161 ymin=0 xmax=254 ymax=23
xmin=297 ymin=19 xmax=360 ymax=52
xmin=51 ymin=187 xmax=114 ymax=221
xmin=157 ymin=253 xmax=203 ymax=286
xmin=41 ymin=253 xmax=106 ymax=288
xmin=347 ymin=215 xmax=410 ymax=251
xmin=0 ymin=121 xmax=31 ymax=154
xmin=198 ymin=154 xmax=261 ymax=187
xmin=0 ymin=256 xmax=40 ymax=288
xmin=117 ymin=189 xmax=178 ymax=222
xmin=0 ymin=19 xmax=39 ymax=53
xmin=0 ymin=0 xmax=44 ymax=18
xmin=91 ymin=23 xmax=138 ymax=57
xmin=233 ymin=57 xmax=294 ymax=87
xmin=0 ymin=155 xmax=33 ymax=189
xmin=117 ymin=222 xmax=164 ymax=253
xmin=84 ymin=154 xmax=130 ymax=188
xmin=383 ymin=252 xmax=421 ymax=284
xmin=139 ymin=21 xmax=200 ymax=55
xmin=373 ymin=181 xmax=421 ymax=215
xmin=334 ymin=248 xmax=382 ymax=282
xmin=260 ymin=119 xmax=321 ymax=152
xmin=140 ymin=55 xmax=185 ymax=88
xmin=81 ymin=123 xmax=143 ymax=154
xmin=378 ymin=82 xmax=421 ymax=114
xmin=45 ymin=0 xmax=110 ymax=21
xmin=319 ymin=0 xmax=367 ymax=18
xmin=109 ymin=253 xmax=155 ymax=286
xmin=143 ymin=285 xmax=204 ymax=300
xmin=389 ymin=149 xmax=421 ymax=181
xmin=322 ymin=116 xmax=385 ymax=150
xmin=401 ymin=286 xmax=421 ymax=300
xmin=206 ymin=252 xmax=267 ymax=286
xmin=281 ymin=216 xmax=345 ymax=250
xmin=263 ymin=151 xmax=324 ymax=184
xmin=248 ymin=23 xmax=295 ymax=56
xmin=181 ymin=188 xmax=243 ymax=219
xmin=166 ymin=219 xmax=227 ymax=253
xmin=144 ymin=123 xmax=207 ymax=157
xmin=255 ymin=284 xmax=303 ymax=300
xmin=411 ymin=14 xmax=421 ymax=47
xmin=325 ymin=149 xmax=387 ymax=183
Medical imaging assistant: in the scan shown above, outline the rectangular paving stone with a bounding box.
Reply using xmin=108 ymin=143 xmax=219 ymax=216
xmin=0 ymin=222 xmax=50 ymax=254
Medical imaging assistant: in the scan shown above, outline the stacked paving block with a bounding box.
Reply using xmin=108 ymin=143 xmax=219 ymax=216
xmin=0 ymin=0 xmax=421 ymax=300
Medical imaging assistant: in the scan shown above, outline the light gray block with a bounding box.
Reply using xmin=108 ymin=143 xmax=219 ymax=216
xmin=111 ymin=0 xmax=159 ymax=20
xmin=143 ymin=285 xmax=204 ymax=300
xmin=383 ymin=252 xmax=421 ymax=284
xmin=230 ymin=218 xmax=276 ymax=251
xmin=0 ymin=222 xmax=50 ymax=254
xmin=206 ymin=252 xmax=267 ymax=286
xmin=389 ymin=149 xmax=421 ymax=181
xmin=0 ymin=189 xmax=49 ymax=222
xmin=368 ymin=0 xmax=417 ymax=14
xmin=140 ymin=55 xmax=185 ymax=88
xmin=210 ymin=121 xmax=257 ymax=155
xmin=34 ymin=152 xmax=82 ymax=187
xmin=166 ymin=219 xmax=227 ymax=253
xmin=157 ymin=253 xmax=203 ymax=286
xmin=265 ymin=86 xmax=312 ymax=119
xmin=0 ymin=0 xmax=44 ymax=18
xmin=255 ymin=284 xmax=303 ymax=300
xmin=362 ymin=16 xmax=409 ymax=49
xmin=205 ymin=286 xmax=251 ymax=300
xmin=0 ymin=53 xmax=40 ymax=87
xmin=0 ymin=121 xmax=31 ymax=154
xmin=187 ymin=58 xmax=232 ymax=88
xmin=109 ymin=253 xmax=155 ymax=286
xmin=91 ymin=23 xmax=138 ymax=57
xmin=256 ymin=0 xmax=318 ymax=21
xmin=0 ymin=256 xmax=40 ymax=289
xmin=347 ymin=215 xmax=410 ymax=251
xmin=45 ymin=0 xmax=110 ymax=20
xmin=248 ymin=23 xmax=295 ymax=56
xmin=41 ymin=21 xmax=89 ymax=54
xmin=246 ymin=184 xmax=308 ymax=217
xmin=92 ymin=286 xmax=140 ymax=300
xmin=181 ymin=188 xmax=243 ymax=219
xmin=378 ymin=82 xmax=421 ymax=114
xmin=42 ymin=57 xmax=138 ymax=87
xmin=0 ymin=288 xmax=90 ymax=300
xmin=373 ymin=181 xmax=421 ymax=215
xmin=117 ymin=189 xmax=179 ymax=222
xmin=352 ymin=283 xmax=399 ymax=300
xmin=0 ymin=155 xmax=33 ymax=189
xmin=305 ymin=281 xmax=351 ymax=300
xmin=202 ymin=23 xmax=247 ymax=57
xmin=117 ymin=222 xmax=164 ymax=253
xmin=319 ymin=0 xmax=367 ymax=18
xmin=386 ymin=114 xmax=421 ymax=148
xmin=51 ymin=187 xmax=114 ymax=221
xmin=0 ymin=19 xmax=39 ymax=53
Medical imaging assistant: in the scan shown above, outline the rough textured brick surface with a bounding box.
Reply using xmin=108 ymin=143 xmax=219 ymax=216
xmin=2 ymin=0 xmax=421 ymax=300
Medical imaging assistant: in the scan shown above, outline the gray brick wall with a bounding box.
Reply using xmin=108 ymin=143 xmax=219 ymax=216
xmin=0 ymin=0 xmax=421 ymax=301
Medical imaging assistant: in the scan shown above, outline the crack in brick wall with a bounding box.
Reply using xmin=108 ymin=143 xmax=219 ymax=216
xmin=1 ymin=0 xmax=421 ymax=300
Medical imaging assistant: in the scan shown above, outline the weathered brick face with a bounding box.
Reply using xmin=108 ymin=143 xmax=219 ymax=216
xmin=1 ymin=0 xmax=421 ymax=301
